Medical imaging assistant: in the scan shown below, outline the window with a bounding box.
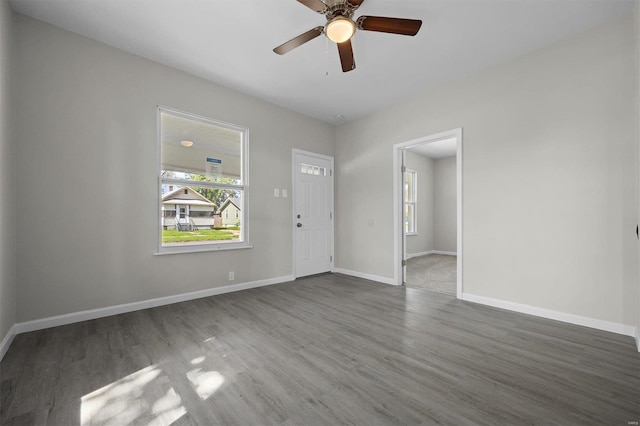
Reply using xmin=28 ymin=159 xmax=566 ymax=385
xmin=189 ymin=211 xmax=213 ymax=218
xmin=404 ymin=169 xmax=417 ymax=235
xmin=158 ymin=107 xmax=249 ymax=253
xmin=301 ymin=163 xmax=327 ymax=176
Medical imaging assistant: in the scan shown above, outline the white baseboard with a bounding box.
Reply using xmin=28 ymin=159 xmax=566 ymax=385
xmin=333 ymin=268 xmax=397 ymax=286
xmin=0 ymin=324 xmax=16 ymax=362
xmin=406 ymin=250 xmax=456 ymax=259
xmin=407 ymin=251 xmax=432 ymax=259
xmin=462 ymin=293 xmax=638 ymax=345
xmin=14 ymin=275 xmax=294 ymax=335
xmin=432 ymin=250 xmax=457 ymax=256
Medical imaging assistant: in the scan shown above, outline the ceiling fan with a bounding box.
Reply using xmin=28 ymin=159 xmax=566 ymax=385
xmin=273 ymin=0 xmax=422 ymax=73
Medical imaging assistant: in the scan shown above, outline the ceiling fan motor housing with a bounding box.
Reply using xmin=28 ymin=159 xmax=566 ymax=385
xmin=324 ymin=1 xmax=356 ymax=20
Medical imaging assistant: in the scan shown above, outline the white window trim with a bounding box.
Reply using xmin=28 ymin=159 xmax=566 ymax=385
xmin=155 ymin=106 xmax=251 ymax=255
xmin=404 ymin=169 xmax=417 ymax=236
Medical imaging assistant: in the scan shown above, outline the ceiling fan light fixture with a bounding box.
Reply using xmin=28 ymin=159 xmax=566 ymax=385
xmin=325 ymin=16 xmax=356 ymax=43
xmin=273 ymin=0 xmax=423 ymax=73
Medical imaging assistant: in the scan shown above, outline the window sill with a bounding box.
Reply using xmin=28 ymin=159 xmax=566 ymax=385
xmin=155 ymin=243 xmax=253 ymax=256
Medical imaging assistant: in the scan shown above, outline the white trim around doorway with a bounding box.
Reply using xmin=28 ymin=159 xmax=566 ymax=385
xmin=393 ymin=128 xmax=463 ymax=297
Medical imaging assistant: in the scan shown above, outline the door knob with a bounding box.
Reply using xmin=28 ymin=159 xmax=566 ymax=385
xmin=297 ymin=223 xmax=302 ymax=228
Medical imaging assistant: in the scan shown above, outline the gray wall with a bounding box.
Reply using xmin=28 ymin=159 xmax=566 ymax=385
xmin=433 ymin=156 xmax=457 ymax=253
xmin=636 ymin=2 xmax=640 ymax=346
xmin=335 ymin=17 xmax=638 ymax=328
xmin=12 ymin=14 xmax=334 ymax=322
xmin=405 ymin=151 xmax=434 ymax=255
xmin=0 ymin=0 xmax=15 ymax=342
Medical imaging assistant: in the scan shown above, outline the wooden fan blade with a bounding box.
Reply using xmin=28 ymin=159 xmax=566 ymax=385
xmin=356 ymin=16 xmax=422 ymax=36
xmin=297 ymin=0 xmax=327 ymax=13
xmin=337 ymin=39 xmax=356 ymax=72
xmin=273 ymin=27 xmax=324 ymax=55
xmin=346 ymin=0 xmax=365 ymax=8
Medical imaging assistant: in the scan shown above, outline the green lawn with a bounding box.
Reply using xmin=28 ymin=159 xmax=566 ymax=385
xmin=162 ymin=229 xmax=237 ymax=243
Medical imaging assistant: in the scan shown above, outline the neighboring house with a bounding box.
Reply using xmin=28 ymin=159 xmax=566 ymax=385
xmin=218 ymin=197 xmax=241 ymax=227
xmin=162 ymin=186 xmax=216 ymax=230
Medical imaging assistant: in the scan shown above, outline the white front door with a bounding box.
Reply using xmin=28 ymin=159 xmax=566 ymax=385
xmin=293 ymin=150 xmax=334 ymax=278
xmin=177 ymin=205 xmax=189 ymax=225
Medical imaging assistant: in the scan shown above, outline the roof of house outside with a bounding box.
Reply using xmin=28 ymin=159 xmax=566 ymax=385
xmin=218 ymin=197 xmax=240 ymax=214
xmin=162 ymin=186 xmax=214 ymax=206
xmin=162 ymin=199 xmax=215 ymax=207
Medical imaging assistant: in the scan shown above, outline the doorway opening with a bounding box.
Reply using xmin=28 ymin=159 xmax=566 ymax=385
xmin=393 ymin=129 xmax=463 ymax=298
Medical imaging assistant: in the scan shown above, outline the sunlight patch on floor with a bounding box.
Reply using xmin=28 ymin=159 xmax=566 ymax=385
xmin=191 ymin=356 xmax=205 ymax=365
xmin=187 ymin=368 xmax=225 ymax=400
xmin=80 ymin=365 xmax=186 ymax=426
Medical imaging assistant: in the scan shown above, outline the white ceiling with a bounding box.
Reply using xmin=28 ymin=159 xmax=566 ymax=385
xmin=9 ymin=0 xmax=634 ymax=125
xmin=410 ymin=138 xmax=457 ymax=159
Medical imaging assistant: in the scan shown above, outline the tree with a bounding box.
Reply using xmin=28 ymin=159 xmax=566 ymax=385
xmin=188 ymin=174 xmax=240 ymax=211
xmin=161 ymin=170 xmax=240 ymax=210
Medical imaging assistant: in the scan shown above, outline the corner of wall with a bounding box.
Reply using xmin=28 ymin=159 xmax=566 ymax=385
xmin=0 ymin=0 xmax=17 ymax=362
xmin=0 ymin=325 xmax=16 ymax=361
xmin=636 ymin=0 xmax=640 ymax=353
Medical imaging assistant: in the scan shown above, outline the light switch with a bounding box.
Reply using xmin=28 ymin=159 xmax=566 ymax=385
xmin=274 ymin=188 xmax=280 ymax=197
xmin=282 ymin=189 xmax=288 ymax=198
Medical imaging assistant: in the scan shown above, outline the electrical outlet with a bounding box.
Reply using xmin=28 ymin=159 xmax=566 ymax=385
xmin=282 ymin=189 xmax=288 ymax=198
xmin=229 ymin=271 xmax=234 ymax=281
xmin=274 ymin=188 xmax=280 ymax=197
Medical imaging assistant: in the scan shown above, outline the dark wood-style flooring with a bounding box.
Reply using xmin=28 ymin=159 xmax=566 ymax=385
xmin=1 ymin=273 xmax=639 ymax=425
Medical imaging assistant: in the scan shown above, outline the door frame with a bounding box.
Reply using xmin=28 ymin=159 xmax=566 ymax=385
xmin=392 ymin=128 xmax=463 ymax=298
xmin=292 ymin=149 xmax=335 ymax=278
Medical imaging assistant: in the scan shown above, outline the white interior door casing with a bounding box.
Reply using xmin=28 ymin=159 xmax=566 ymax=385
xmin=402 ymin=150 xmax=407 ymax=283
xmin=392 ymin=128 xmax=463 ymax=297
xmin=293 ymin=150 xmax=334 ymax=278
